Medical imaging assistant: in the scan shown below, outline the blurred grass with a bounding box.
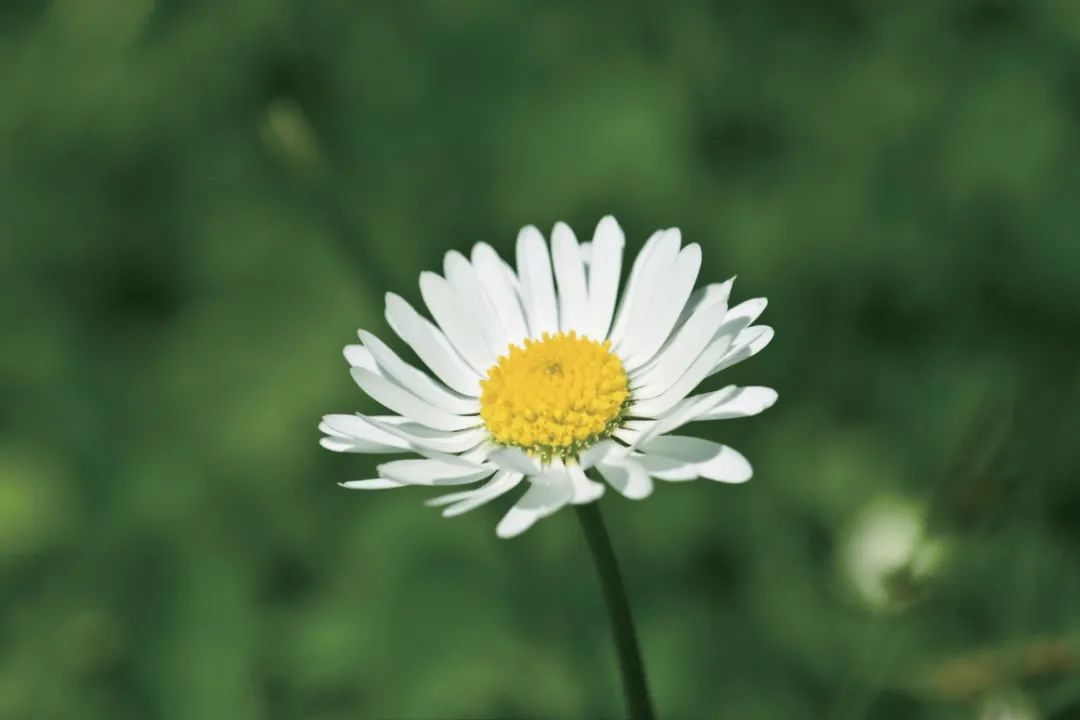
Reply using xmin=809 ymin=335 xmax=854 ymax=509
xmin=2 ymin=1 xmax=1080 ymax=718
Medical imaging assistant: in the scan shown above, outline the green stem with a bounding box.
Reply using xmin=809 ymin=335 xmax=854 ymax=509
xmin=576 ymin=503 xmax=655 ymax=720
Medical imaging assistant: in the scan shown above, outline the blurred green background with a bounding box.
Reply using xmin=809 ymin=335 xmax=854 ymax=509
xmin=3 ymin=1 xmax=1080 ymax=718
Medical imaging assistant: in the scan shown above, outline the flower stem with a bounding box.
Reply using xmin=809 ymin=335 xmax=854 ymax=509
xmin=575 ymin=503 xmax=655 ymax=720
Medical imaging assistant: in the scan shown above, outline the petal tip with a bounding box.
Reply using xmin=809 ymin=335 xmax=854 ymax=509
xmin=517 ymin=224 xmax=543 ymax=243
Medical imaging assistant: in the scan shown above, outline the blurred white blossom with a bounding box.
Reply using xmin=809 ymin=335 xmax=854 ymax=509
xmin=976 ymin=689 xmax=1040 ymax=720
xmin=842 ymin=496 xmax=947 ymax=611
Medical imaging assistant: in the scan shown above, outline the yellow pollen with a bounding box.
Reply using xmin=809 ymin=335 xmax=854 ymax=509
xmin=480 ymin=331 xmax=630 ymax=459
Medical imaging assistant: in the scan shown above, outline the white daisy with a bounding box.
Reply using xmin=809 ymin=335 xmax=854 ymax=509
xmin=320 ymin=217 xmax=777 ymax=538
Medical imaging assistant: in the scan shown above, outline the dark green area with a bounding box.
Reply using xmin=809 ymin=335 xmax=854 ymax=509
xmin=3 ymin=1 xmax=1080 ymax=718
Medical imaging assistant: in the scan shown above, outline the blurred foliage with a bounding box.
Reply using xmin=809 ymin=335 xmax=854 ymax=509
xmin=2 ymin=1 xmax=1080 ymax=718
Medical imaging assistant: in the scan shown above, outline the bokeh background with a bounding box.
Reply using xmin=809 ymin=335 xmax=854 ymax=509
xmin=3 ymin=1 xmax=1080 ymax=718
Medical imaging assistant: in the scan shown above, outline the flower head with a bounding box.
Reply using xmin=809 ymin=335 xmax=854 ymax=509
xmin=842 ymin=497 xmax=948 ymax=611
xmin=320 ymin=217 xmax=777 ymax=537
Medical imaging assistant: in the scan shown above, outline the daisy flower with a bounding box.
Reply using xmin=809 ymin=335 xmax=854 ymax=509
xmin=320 ymin=217 xmax=776 ymax=538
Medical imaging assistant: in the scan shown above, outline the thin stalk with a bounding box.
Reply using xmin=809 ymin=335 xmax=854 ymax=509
xmin=576 ymin=502 xmax=655 ymax=720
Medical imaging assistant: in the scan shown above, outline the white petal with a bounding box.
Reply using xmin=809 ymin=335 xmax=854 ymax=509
xmin=319 ymin=435 xmax=398 ymax=454
xmin=610 ymin=229 xmax=681 ymax=349
xmin=340 ymin=479 xmax=406 ymax=490
xmin=613 ymin=426 xmax=646 ymax=446
xmin=344 ymin=344 xmax=379 ymax=372
xmin=699 ymin=446 xmax=753 ymax=483
xmin=425 ymin=470 xmax=518 ymax=506
xmin=630 ymin=385 xmax=741 ymax=446
xmin=579 ymin=241 xmax=593 ymax=266
xmin=577 ymin=439 xmax=623 ymax=470
xmin=630 ymin=302 xmax=766 ymax=412
xmin=597 ymin=457 xmax=654 ymax=500
xmin=636 ymin=453 xmax=700 ymax=481
xmin=487 ymin=447 xmax=542 ymax=475
xmin=606 ymin=229 xmax=662 ymax=343
xmin=358 ymin=331 xmax=480 ymax=416
xmin=630 ymin=288 xmax=729 ymax=399
xmin=696 ymin=386 xmax=778 ymax=420
xmin=319 ymin=414 xmax=410 ymax=453
xmin=619 ymin=419 xmax=654 ymax=434
xmin=630 ymin=291 xmax=772 ymax=415
xmin=640 ymin=435 xmax=721 ymax=463
xmin=459 ymin=444 xmax=497 ymax=464
xmin=385 ymin=293 xmax=482 ymax=397
xmin=564 ymin=462 xmax=605 ymax=504
xmin=516 ymin=225 xmax=559 ymax=338
xmin=629 ymin=278 xmax=732 ymax=382
xmin=495 ymin=473 xmax=574 ymax=538
xmin=419 ymin=271 xmax=495 ymax=374
xmin=630 ymin=384 xmax=775 ymax=448
xmin=712 ymin=310 xmax=761 ymax=347
xmin=632 ymin=335 xmax=733 ymax=418
xmin=428 ymin=471 xmax=525 ymax=517
xmin=361 ymin=415 xmax=490 ymax=454
xmin=640 ymin=436 xmax=752 ymax=483
xmin=620 ymin=243 xmax=702 ymax=369
xmin=471 ymin=243 xmax=529 ymax=347
xmin=709 ymin=325 xmax=774 ymax=377
xmin=723 ymin=297 xmax=768 ymax=328
xmin=584 ymin=216 xmax=624 ymax=341
xmin=377 ymin=458 xmax=495 ymax=486
xmin=445 ymin=251 xmax=516 ymax=360
xmin=745 ymin=325 xmax=774 ymax=354
xmin=674 ymin=279 xmax=734 ymax=330
xmin=551 ymin=222 xmax=589 ymax=334
xmin=351 ymin=367 xmax=480 ymax=432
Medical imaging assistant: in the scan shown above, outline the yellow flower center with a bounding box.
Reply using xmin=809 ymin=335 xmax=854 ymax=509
xmin=480 ymin=331 xmax=630 ymax=460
